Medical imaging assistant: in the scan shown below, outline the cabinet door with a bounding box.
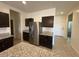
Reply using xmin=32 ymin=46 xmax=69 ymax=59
xmin=45 ymin=36 xmax=52 ymax=49
xmin=25 ymin=18 xmax=34 ymax=26
xmin=39 ymin=35 xmax=52 ymax=49
xmin=4 ymin=37 xmax=13 ymax=48
xmin=9 ymin=37 xmax=13 ymax=47
xmin=0 ymin=37 xmax=13 ymax=52
xmin=0 ymin=40 xmax=3 ymax=52
xmin=42 ymin=16 xmax=54 ymax=27
xmin=23 ymin=32 xmax=29 ymax=41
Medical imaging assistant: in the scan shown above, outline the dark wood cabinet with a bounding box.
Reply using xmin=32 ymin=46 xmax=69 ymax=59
xmin=39 ymin=35 xmax=52 ymax=49
xmin=0 ymin=37 xmax=13 ymax=52
xmin=23 ymin=32 xmax=29 ymax=41
xmin=25 ymin=18 xmax=34 ymax=26
xmin=42 ymin=16 xmax=54 ymax=27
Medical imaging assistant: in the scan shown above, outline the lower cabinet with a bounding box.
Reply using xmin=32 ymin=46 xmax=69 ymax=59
xmin=23 ymin=32 xmax=29 ymax=41
xmin=0 ymin=37 xmax=13 ymax=52
xmin=39 ymin=35 xmax=52 ymax=49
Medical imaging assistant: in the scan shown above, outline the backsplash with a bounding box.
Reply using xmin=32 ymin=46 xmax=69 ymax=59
xmin=25 ymin=26 xmax=53 ymax=33
xmin=42 ymin=27 xmax=53 ymax=32
xmin=0 ymin=27 xmax=11 ymax=34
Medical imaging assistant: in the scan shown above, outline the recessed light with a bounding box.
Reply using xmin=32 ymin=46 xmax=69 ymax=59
xmin=60 ymin=11 xmax=64 ymax=15
xmin=22 ymin=1 xmax=26 ymax=5
xmin=76 ymin=10 xmax=79 ymax=12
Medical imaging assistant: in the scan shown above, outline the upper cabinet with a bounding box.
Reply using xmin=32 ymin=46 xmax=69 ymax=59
xmin=0 ymin=12 xmax=9 ymax=27
xmin=25 ymin=18 xmax=34 ymax=26
xmin=42 ymin=16 xmax=54 ymax=27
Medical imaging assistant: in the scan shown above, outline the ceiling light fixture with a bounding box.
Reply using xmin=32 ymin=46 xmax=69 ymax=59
xmin=60 ymin=11 xmax=64 ymax=15
xmin=22 ymin=1 xmax=26 ymax=5
xmin=76 ymin=10 xmax=79 ymax=13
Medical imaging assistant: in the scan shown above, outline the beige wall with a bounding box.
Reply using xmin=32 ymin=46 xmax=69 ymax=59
xmin=71 ymin=11 xmax=79 ymax=54
xmin=54 ymin=15 xmax=66 ymax=36
xmin=26 ymin=8 xmax=56 ymax=18
xmin=0 ymin=3 xmax=9 ymax=14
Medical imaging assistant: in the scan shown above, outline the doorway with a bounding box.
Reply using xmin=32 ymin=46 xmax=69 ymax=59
xmin=67 ymin=13 xmax=73 ymax=45
xmin=10 ymin=10 xmax=21 ymax=45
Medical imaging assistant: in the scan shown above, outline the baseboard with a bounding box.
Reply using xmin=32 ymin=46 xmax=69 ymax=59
xmin=71 ymin=45 xmax=79 ymax=55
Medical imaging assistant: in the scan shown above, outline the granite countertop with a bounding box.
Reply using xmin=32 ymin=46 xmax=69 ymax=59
xmin=23 ymin=30 xmax=53 ymax=36
xmin=0 ymin=33 xmax=13 ymax=40
xmin=40 ymin=31 xmax=53 ymax=36
xmin=23 ymin=30 xmax=29 ymax=33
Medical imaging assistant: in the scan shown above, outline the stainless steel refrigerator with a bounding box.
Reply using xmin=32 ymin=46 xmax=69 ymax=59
xmin=29 ymin=22 xmax=42 ymax=45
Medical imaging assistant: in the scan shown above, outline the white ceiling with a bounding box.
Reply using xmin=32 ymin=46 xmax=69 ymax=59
xmin=1 ymin=1 xmax=79 ymax=15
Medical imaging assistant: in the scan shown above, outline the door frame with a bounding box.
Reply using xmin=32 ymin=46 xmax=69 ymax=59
xmin=67 ymin=13 xmax=73 ymax=45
